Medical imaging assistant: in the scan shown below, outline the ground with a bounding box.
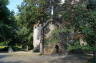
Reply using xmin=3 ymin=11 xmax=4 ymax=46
xmin=0 ymin=51 xmax=91 ymax=63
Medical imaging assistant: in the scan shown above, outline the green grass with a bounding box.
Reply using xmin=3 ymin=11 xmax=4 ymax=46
xmin=0 ymin=46 xmax=8 ymax=49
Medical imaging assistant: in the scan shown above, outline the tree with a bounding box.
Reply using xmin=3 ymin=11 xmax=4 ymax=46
xmin=0 ymin=0 xmax=17 ymax=46
xmin=61 ymin=0 xmax=96 ymax=59
xmin=17 ymin=0 xmax=48 ymax=50
xmin=46 ymin=0 xmax=96 ymax=55
xmin=17 ymin=0 xmax=63 ymax=52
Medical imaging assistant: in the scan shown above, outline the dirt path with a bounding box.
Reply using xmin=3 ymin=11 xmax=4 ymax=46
xmin=0 ymin=52 xmax=90 ymax=63
xmin=0 ymin=53 xmax=64 ymax=63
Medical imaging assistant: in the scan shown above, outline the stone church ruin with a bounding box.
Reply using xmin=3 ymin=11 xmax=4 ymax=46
xmin=32 ymin=0 xmax=94 ymax=54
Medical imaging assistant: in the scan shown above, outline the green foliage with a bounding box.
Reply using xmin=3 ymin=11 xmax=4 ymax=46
xmin=45 ymin=27 xmax=72 ymax=44
xmin=18 ymin=0 xmax=47 ymax=26
xmin=61 ymin=3 xmax=96 ymax=50
xmin=0 ymin=41 xmax=9 ymax=46
xmin=68 ymin=41 xmax=96 ymax=51
xmin=16 ymin=0 xmax=49 ymax=48
xmin=17 ymin=0 xmax=62 ymax=47
xmin=0 ymin=0 xmax=17 ymax=46
xmin=0 ymin=0 xmax=9 ymax=5
xmin=47 ymin=2 xmax=96 ymax=52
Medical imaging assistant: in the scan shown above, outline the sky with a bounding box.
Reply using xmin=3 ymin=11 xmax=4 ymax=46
xmin=7 ymin=0 xmax=65 ymax=14
xmin=7 ymin=0 xmax=23 ymax=14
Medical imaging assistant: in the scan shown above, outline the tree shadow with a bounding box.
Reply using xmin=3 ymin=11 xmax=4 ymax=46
xmin=0 ymin=61 xmax=22 ymax=63
xmin=0 ymin=55 xmax=10 ymax=59
xmin=0 ymin=54 xmax=25 ymax=63
xmin=49 ymin=54 xmax=89 ymax=63
xmin=87 ymin=57 xmax=96 ymax=63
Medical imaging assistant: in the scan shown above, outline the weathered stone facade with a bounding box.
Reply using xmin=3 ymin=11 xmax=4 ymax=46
xmin=33 ymin=22 xmax=57 ymax=51
xmin=33 ymin=24 xmax=42 ymax=50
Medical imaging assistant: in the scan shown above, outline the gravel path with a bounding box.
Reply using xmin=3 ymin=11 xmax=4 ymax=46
xmin=0 ymin=52 xmax=89 ymax=63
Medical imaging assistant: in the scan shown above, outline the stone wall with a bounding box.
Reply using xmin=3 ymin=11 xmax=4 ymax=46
xmin=33 ymin=24 xmax=42 ymax=50
xmin=33 ymin=22 xmax=57 ymax=51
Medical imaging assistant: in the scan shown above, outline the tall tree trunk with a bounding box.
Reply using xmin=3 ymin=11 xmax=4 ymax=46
xmin=40 ymin=22 xmax=44 ymax=55
xmin=40 ymin=42 xmax=44 ymax=54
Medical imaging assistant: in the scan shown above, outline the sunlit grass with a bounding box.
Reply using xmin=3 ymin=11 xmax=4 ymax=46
xmin=0 ymin=46 xmax=8 ymax=49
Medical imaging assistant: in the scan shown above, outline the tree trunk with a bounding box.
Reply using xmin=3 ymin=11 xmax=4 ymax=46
xmin=40 ymin=42 xmax=44 ymax=54
xmin=26 ymin=45 xmax=28 ymax=51
xmin=40 ymin=23 xmax=44 ymax=55
xmin=8 ymin=47 xmax=13 ymax=53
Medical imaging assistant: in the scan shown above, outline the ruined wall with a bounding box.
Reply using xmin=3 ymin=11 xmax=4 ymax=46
xmin=33 ymin=24 xmax=42 ymax=50
xmin=33 ymin=22 xmax=57 ymax=51
xmin=45 ymin=23 xmax=57 ymax=38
